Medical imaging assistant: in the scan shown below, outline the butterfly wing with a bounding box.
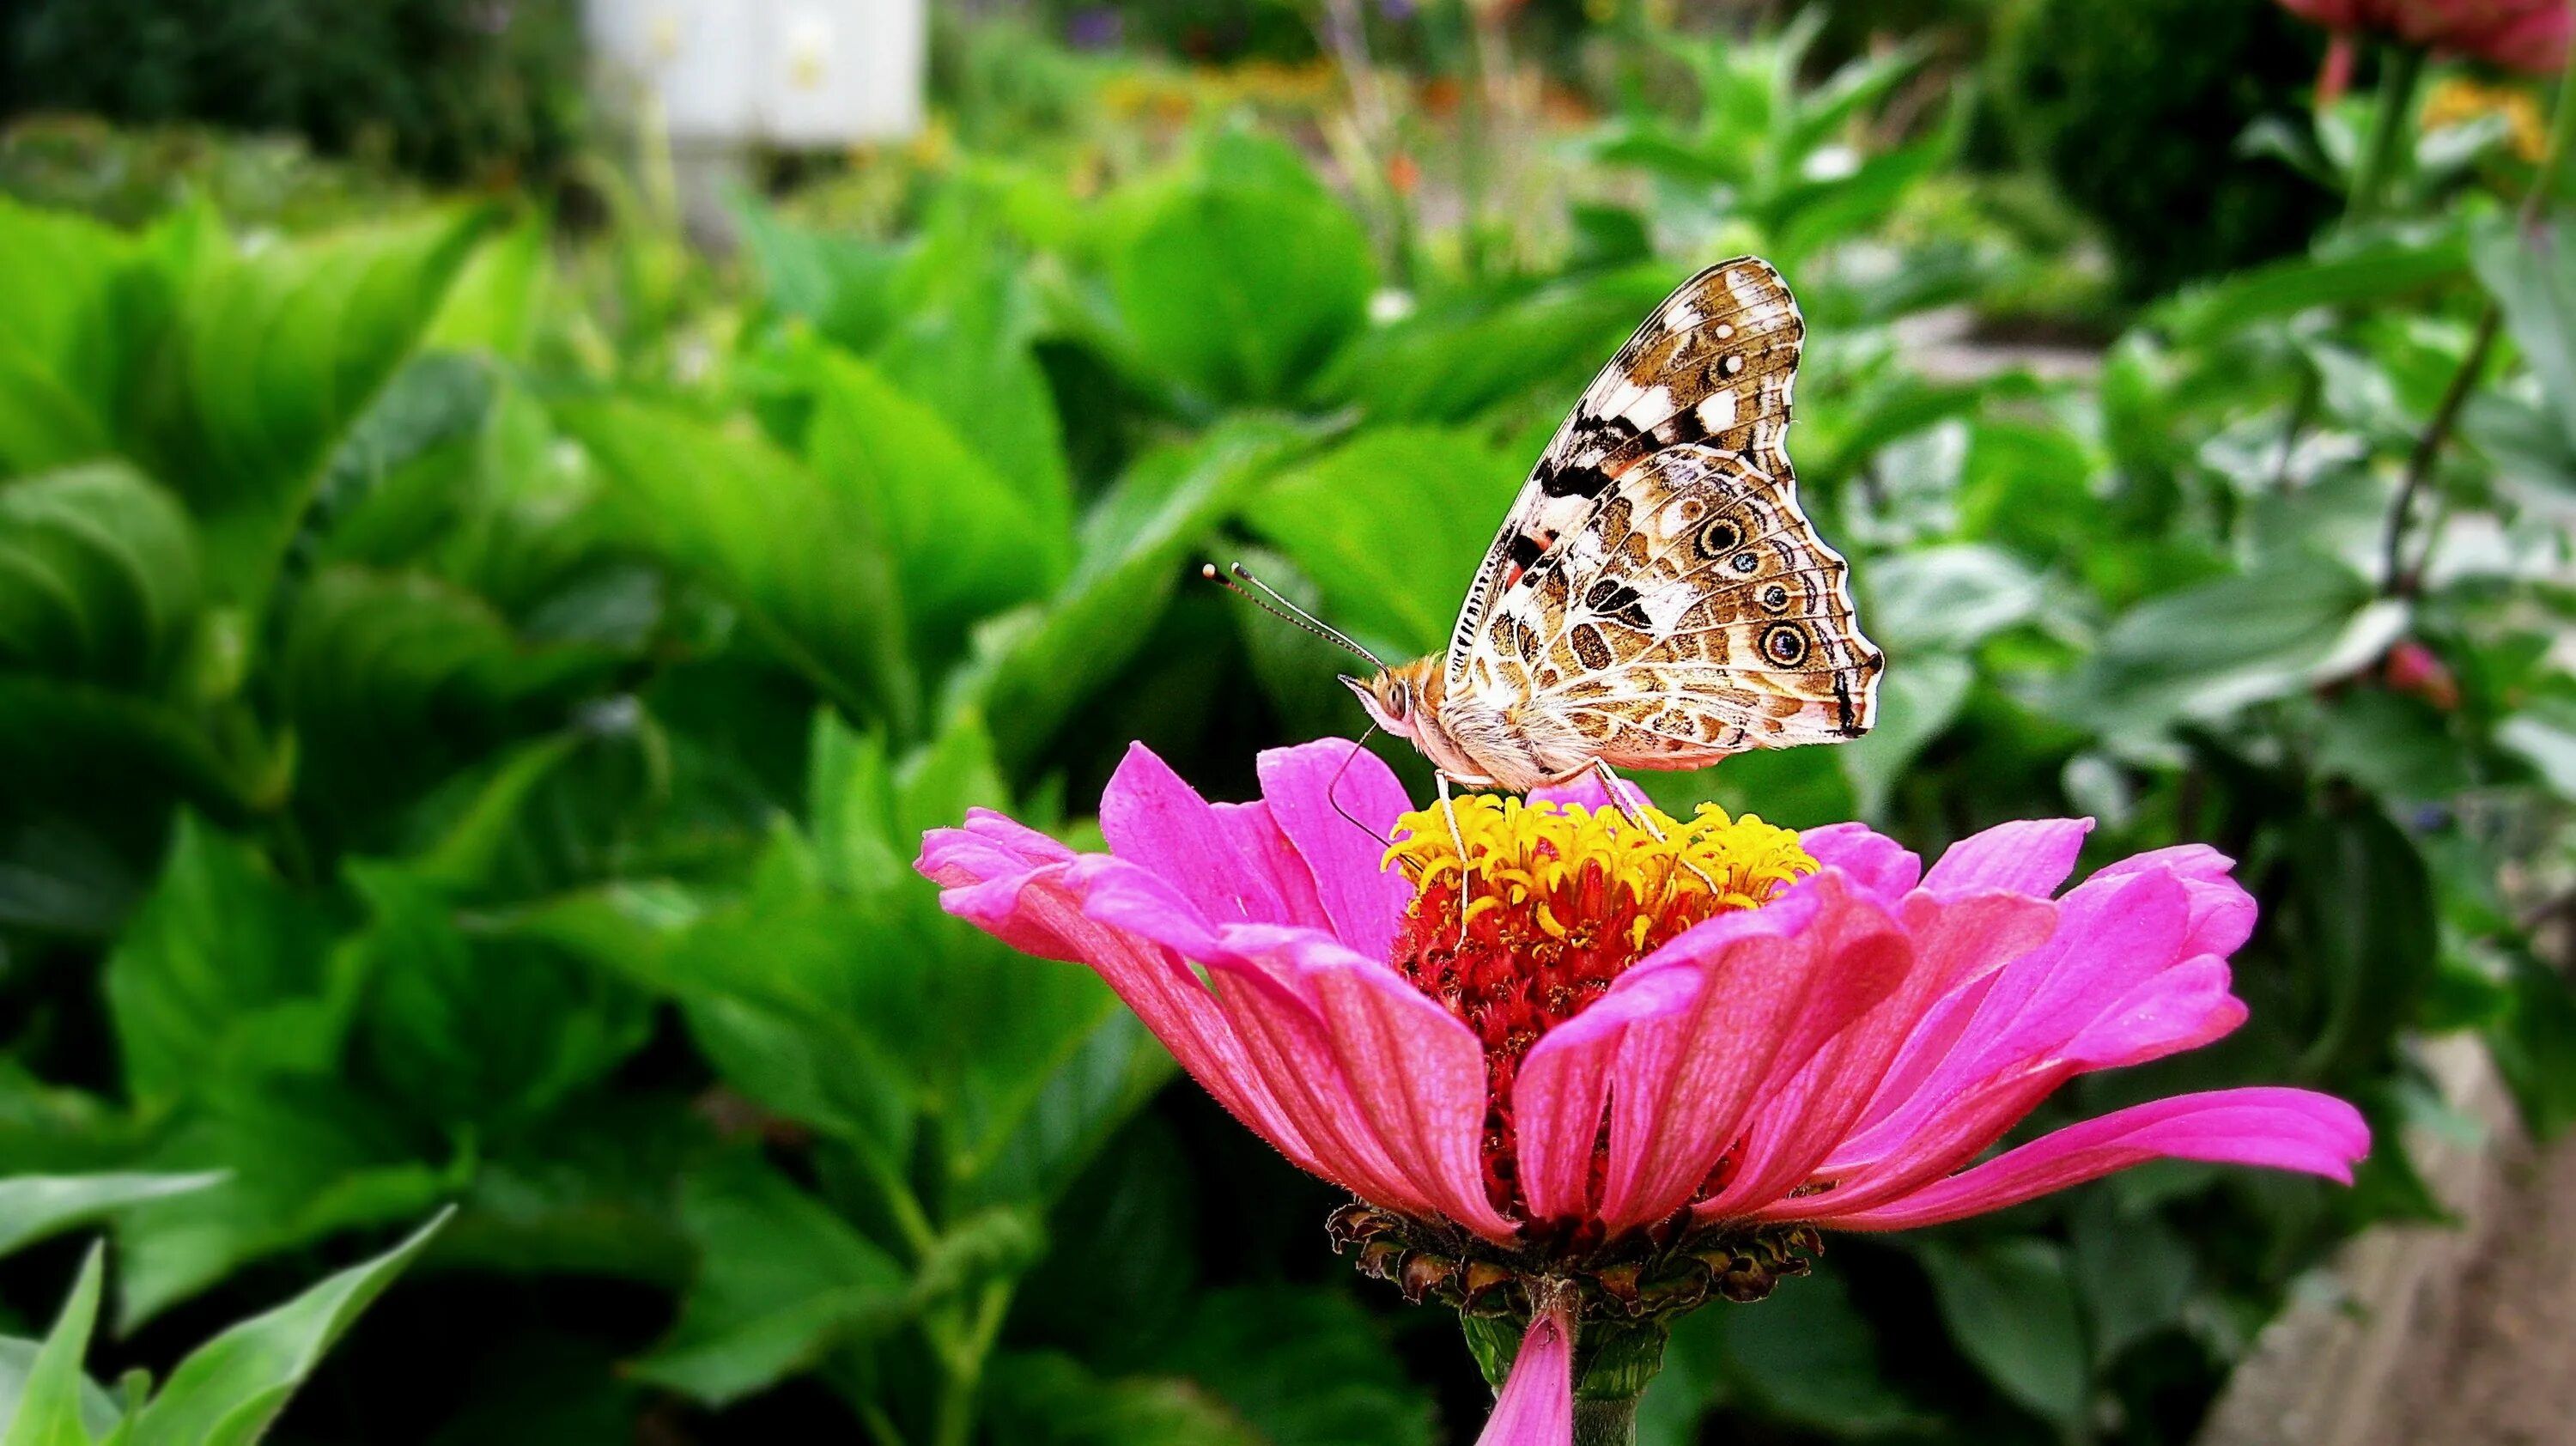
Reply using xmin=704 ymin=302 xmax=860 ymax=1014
xmin=1443 ymin=258 xmax=1882 ymax=769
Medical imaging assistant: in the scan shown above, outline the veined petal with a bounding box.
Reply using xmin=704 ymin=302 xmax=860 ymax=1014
xmin=1099 ymin=744 xmax=1327 ymax=934
xmin=1919 ymin=817 xmax=2093 ymax=900
xmin=1695 ymin=889 xmax=2055 ymax=1222
xmin=1257 ymin=740 xmax=1415 ymax=957
xmin=1809 ymin=1088 xmax=2370 ymax=1231
xmin=1587 ymin=874 xmax=1912 ymax=1232
xmin=1473 ymin=1302 xmax=1576 ymax=1446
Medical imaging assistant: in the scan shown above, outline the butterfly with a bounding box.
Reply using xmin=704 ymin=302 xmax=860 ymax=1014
xmin=1337 ymin=257 xmax=1882 ymax=799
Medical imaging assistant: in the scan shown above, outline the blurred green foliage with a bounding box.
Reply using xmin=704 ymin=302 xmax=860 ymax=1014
xmin=3 ymin=0 xmax=582 ymax=186
xmin=0 ymin=3 xmax=2571 ymax=1445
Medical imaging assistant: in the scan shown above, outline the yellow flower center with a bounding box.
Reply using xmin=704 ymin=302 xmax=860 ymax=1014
xmin=1382 ymin=794 xmax=1814 ymax=1218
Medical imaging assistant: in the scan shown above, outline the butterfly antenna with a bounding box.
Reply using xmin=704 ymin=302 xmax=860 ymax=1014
xmin=1202 ymin=563 xmax=1386 ymax=672
xmin=1325 ymin=724 xmax=1396 ymax=853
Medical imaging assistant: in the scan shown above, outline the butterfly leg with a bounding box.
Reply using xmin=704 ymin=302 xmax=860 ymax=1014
xmin=1437 ymin=773 xmax=1473 ymax=951
xmin=1590 ymin=758 xmax=1722 ymax=894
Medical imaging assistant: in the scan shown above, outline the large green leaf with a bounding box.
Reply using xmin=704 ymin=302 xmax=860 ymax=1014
xmin=984 ymin=1352 xmax=1263 ymax=1446
xmin=2154 ymin=222 xmax=2469 ymax=346
xmin=113 ymin=1084 xmax=452 ymax=1329
xmin=1717 ymin=1267 xmax=1923 ymax=1435
xmin=276 ymin=566 xmax=615 ymax=824
xmin=0 ymin=465 xmax=203 ymax=690
xmin=1109 ymin=136 xmax=1376 ymax=405
xmin=1140 ymin=1288 xmax=1437 ymax=1446
xmin=1919 ymin=1239 xmax=2089 ymax=1433
xmin=0 ymin=197 xmax=142 ymax=473
xmin=559 ymin=399 xmax=917 ymax=734
xmin=131 ymin=209 xmax=490 ymax=610
xmin=0 ymin=1244 xmax=106 ymax=1446
xmin=1309 ymin=267 xmax=1675 ymax=423
xmin=1245 ymin=426 xmax=1523 ymax=659
xmin=2286 ymin=801 xmax=2438 ymax=1081
xmin=2059 ymin=552 xmax=2400 ymax=745
xmin=0 ymin=1173 xmax=223 ymax=1261
xmin=627 ymin=1156 xmax=910 ymax=1406
xmin=948 ymin=417 xmax=1313 ymax=764
xmin=800 ymin=348 xmax=1067 ymax=659
xmin=103 ymin=817 xmax=336 ymax=1114
xmin=125 ymin=1207 xmax=449 ymax=1446
xmin=2475 ymin=208 xmax=2576 ymax=456
xmin=346 ymin=864 xmax=653 ymax=1132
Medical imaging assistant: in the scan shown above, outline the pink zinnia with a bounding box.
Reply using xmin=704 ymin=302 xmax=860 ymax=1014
xmin=2281 ymin=0 xmax=2570 ymax=100
xmin=917 ymin=740 xmax=2368 ymax=1443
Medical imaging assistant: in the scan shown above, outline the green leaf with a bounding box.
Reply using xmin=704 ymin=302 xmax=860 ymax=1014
xmin=1110 ymin=137 xmax=1376 ymax=404
xmin=276 ymin=566 xmax=614 ymax=824
xmin=1719 ymin=1267 xmax=1922 ymax=1434
xmin=1310 ymin=268 xmax=1677 ymax=423
xmin=113 ymin=1087 xmax=451 ymax=1329
xmin=0 ymin=197 xmax=140 ymax=472
xmin=2154 ymin=223 xmax=2468 ymax=345
xmin=2070 ymin=1191 xmax=2194 ymax=1364
xmin=1919 ymin=1239 xmax=2089 ymax=1432
xmin=559 ymin=398 xmax=918 ymax=734
xmin=627 ymin=1157 xmax=909 ymax=1406
xmin=423 ymin=216 xmax=550 ymax=362
xmin=0 ymin=1175 xmax=223 ymax=1261
xmin=2474 ymin=208 xmax=2576 ymax=456
xmin=0 ymin=465 xmax=203 ymax=690
xmin=104 ymin=817 xmax=335 ymax=1114
xmin=2488 ymin=946 xmax=2576 ymax=1141
xmin=800 ymin=348 xmax=1067 ymax=659
xmin=0 ymin=1244 xmax=106 ymax=1446
xmin=125 ymin=1207 xmax=449 ymax=1446
xmin=1141 ymin=1287 xmax=1437 ymax=1446
xmin=0 ymin=1338 xmax=120 ymax=1446
xmin=346 ymin=864 xmax=653 ymax=1131
xmin=2285 ymin=801 xmax=2437 ymax=1082
xmin=1838 ymin=653 xmax=1971 ymax=821
xmin=1246 ymin=427 xmax=1523 ymax=658
xmin=948 ymin=417 xmax=1313 ymax=765
xmin=2062 ymin=552 xmax=2398 ymax=745
xmin=133 ymin=208 xmax=491 ymax=610
xmin=983 ymin=1352 xmax=1263 ymax=1446
xmin=1862 ymin=544 xmax=2042 ymax=654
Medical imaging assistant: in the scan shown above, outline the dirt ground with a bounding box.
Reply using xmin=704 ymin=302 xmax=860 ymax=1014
xmin=2377 ymin=1136 xmax=2576 ymax=1446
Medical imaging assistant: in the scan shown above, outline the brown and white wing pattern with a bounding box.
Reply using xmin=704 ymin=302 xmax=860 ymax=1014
xmin=1443 ymin=258 xmax=1883 ymax=770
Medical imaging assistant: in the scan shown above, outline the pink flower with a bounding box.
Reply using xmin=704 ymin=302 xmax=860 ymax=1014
xmin=917 ymin=740 xmax=2368 ymax=1444
xmin=2281 ymin=0 xmax=2570 ymax=92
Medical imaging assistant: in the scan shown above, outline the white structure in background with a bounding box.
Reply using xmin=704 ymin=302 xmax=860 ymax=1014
xmin=582 ymin=0 xmax=927 ymax=243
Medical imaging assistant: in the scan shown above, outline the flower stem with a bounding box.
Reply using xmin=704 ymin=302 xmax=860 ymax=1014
xmin=1573 ymin=1394 xmax=1640 ymax=1446
xmin=2345 ymin=45 xmax=2424 ymax=222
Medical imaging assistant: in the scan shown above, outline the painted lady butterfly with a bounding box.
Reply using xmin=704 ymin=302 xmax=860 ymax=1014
xmin=1334 ymin=257 xmax=1883 ymax=800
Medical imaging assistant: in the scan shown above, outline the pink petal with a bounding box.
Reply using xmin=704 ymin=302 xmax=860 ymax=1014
xmin=1798 ymin=823 xmax=1921 ymax=901
xmin=1919 ymin=817 xmax=2092 ymax=901
xmin=1696 ymin=889 xmax=2057 ymax=1222
xmin=1572 ymin=874 xmax=1917 ymax=1232
xmin=1256 ymin=739 xmax=1415 ymax=958
xmin=1527 ymin=771 xmax=1648 ymax=815
xmin=1475 ymin=1301 xmax=1576 ymax=1446
xmin=1300 ymin=937 xmax=1522 ymax=1240
xmin=1811 ymin=1088 xmax=2371 ymax=1231
xmin=1098 ymin=744 xmax=1327 ymax=933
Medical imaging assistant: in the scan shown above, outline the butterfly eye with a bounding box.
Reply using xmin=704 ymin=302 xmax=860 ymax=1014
xmin=1388 ymin=682 xmax=1412 ymax=718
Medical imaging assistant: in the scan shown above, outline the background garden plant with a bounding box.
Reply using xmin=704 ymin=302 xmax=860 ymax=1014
xmin=0 ymin=1 xmax=2573 ymax=1443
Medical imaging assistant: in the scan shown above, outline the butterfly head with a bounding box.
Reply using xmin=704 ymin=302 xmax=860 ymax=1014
xmin=1343 ymin=657 xmax=1443 ymax=742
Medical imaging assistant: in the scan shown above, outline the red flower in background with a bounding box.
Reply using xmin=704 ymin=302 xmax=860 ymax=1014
xmin=2284 ymin=0 xmax=2571 ymax=101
